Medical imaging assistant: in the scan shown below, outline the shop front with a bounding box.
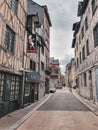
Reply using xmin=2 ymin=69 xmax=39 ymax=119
xmin=0 ymin=72 xmax=21 ymax=117
xmin=24 ymin=71 xmax=40 ymax=106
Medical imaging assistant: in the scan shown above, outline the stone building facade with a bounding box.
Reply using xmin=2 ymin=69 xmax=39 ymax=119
xmin=72 ymin=0 xmax=98 ymax=103
xmin=49 ymin=58 xmax=61 ymax=89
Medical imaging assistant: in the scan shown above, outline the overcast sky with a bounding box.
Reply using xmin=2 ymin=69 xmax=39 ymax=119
xmin=34 ymin=0 xmax=79 ymax=74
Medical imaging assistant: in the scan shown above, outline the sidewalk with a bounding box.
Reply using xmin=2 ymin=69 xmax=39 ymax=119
xmin=72 ymin=89 xmax=98 ymax=116
xmin=0 ymin=93 xmax=53 ymax=130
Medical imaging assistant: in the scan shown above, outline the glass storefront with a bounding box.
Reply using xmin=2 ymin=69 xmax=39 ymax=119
xmin=0 ymin=72 xmax=21 ymax=117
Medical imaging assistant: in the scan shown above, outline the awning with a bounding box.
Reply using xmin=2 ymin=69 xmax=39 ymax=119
xmin=25 ymin=70 xmax=41 ymax=82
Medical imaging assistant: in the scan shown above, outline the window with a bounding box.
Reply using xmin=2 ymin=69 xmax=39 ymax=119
xmin=79 ymin=52 xmax=82 ymax=64
xmin=84 ymin=72 xmax=87 ymax=87
xmin=4 ymin=25 xmax=15 ymax=53
xmin=41 ymin=46 xmax=44 ymax=55
xmin=0 ymin=73 xmax=20 ymax=101
xmin=86 ymin=40 xmax=89 ymax=56
xmin=77 ymin=58 xmax=79 ymax=68
xmin=26 ymin=16 xmax=34 ymax=32
xmin=85 ymin=17 xmax=88 ymax=30
xmin=76 ymin=78 xmax=79 ymax=88
xmin=30 ymin=60 xmax=36 ymax=70
xmin=92 ymin=0 xmax=97 ymax=15
xmin=10 ymin=0 xmax=18 ymax=14
xmin=93 ymin=23 xmax=98 ymax=47
xmin=10 ymin=75 xmax=20 ymax=100
xmin=0 ymin=73 xmax=4 ymax=101
xmin=82 ymin=46 xmax=85 ymax=60
xmin=89 ymin=70 xmax=92 ymax=80
xmin=24 ymin=83 xmax=30 ymax=96
xmin=41 ymin=62 xmax=44 ymax=71
xmin=79 ymin=35 xmax=81 ymax=44
xmin=81 ymin=27 xmax=84 ymax=39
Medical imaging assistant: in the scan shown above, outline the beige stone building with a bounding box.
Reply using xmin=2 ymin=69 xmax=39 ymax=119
xmin=70 ymin=58 xmax=76 ymax=88
xmin=50 ymin=58 xmax=61 ymax=89
xmin=65 ymin=63 xmax=71 ymax=87
xmin=72 ymin=0 xmax=98 ymax=103
xmin=65 ymin=58 xmax=76 ymax=89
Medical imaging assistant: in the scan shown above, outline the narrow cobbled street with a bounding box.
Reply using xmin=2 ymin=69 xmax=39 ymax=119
xmin=16 ymin=88 xmax=98 ymax=130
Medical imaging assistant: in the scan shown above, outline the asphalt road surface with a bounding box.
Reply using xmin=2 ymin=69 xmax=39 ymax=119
xmin=17 ymin=88 xmax=98 ymax=130
xmin=38 ymin=89 xmax=89 ymax=111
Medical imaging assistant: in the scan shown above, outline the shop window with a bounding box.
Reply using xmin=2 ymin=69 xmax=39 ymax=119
xmin=4 ymin=25 xmax=15 ymax=53
xmin=10 ymin=75 xmax=20 ymax=100
xmin=24 ymin=83 xmax=30 ymax=96
xmin=10 ymin=0 xmax=18 ymax=14
xmin=0 ymin=73 xmax=20 ymax=101
xmin=0 ymin=73 xmax=4 ymax=101
xmin=93 ymin=23 xmax=98 ymax=47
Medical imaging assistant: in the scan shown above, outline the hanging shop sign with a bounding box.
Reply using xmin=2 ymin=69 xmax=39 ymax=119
xmin=27 ymin=34 xmax=37 ymax=53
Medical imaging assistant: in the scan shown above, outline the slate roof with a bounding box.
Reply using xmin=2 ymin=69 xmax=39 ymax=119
xmin=27 ymin=0 xmax=52 ymax=26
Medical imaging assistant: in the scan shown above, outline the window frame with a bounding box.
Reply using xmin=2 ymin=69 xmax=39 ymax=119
xmin=82 ymin=46 xmax=85 ymax=61
xmin=85 ymin=17 xmax=88 ymax=30
xmin=10 ymin=0 xmax=18 ymax=15
xmin=93 ymin=23 xmax=98 ymax=47
xmin=84 ymin=72 xmax=87 ymax=87
xmin=41 ymin=61 xmax=44 ymax=71
xmin=4 ymin=25 xmax=15 ymax=53
xmin=92 ymin=0 xmax=97 ymax=15
xmin=30 ymin=60 xmax=36 ymax=70
xmin=86 ymin=39 xmax=89 ymax=56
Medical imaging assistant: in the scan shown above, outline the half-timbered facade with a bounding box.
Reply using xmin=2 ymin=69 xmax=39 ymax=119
xmin=27 ymin=0 xmax=52 ymax=99
xmin=0 ymin=0 xmax=27 ymax=117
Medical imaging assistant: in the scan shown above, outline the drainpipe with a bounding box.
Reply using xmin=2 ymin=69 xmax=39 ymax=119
xmin=38 ymin=40 xmax=41 ymax=100
xmin=21 ymin=30 xmax=27 ymax=107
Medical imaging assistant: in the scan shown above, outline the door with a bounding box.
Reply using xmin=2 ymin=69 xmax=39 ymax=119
xmin=95 ymin=68 xmax=98 ymax=100
xmin=3 ymin=74 xmax=11 ymax=114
